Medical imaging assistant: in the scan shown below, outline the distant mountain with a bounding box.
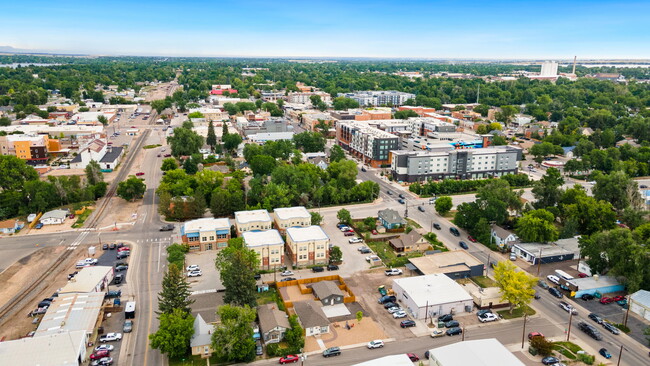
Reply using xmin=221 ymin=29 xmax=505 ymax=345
xmin=0 ymin=45 xmax=87 ymax=56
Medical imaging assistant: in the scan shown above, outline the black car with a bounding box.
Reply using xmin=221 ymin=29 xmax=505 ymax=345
xmin=387 ymin=190 xmax=392 ymax=195
xmin=113 ymin=274 xmax=124 ymax=285
xmin=383 ymin=302 xmax=398 ymax=309
xmin=542 ymin=356 xmax=559 ymax=365
xmin=116 ymin=243 xmax=124 ymax=249
xmin=115 ymin=264 xmax=128 ymax=272
xmin=446 ymin=327 xmax=462 ymax=336
xmin=548 ymin=287 xmax=563 ymax=298
xmin=102 ymin=243 xmax=109 ymax=250
xmin=378 ymin=295 xmax=396 ymax=304
xmin=359 ymin=247 xmax=371 ymax=254
xmin=400 ymin=320 xmax=416 ymax=328
xmin=361 ymin=167 xmax=366 ymax=172
xmin=602 ymin=322 xmax=620 ymax=335
xmin=322 ymin=347 xmax=341 ymax=357
xmin=160 ymin=224 xmax=174 ymax=231
xmin=588 ymin=313 xmax=603 ymax=324
xmin=459 ymin=241 xmax=468 ymax=250
xmin=438 ymin=314 xmax=453 ymax=322
xmin=445 ymin=320 xmax=460 ymax=328
xmin=398 ymin=193 xmax=405 ymax=199
xmin=311 ymin=266 xmax=324 ymax=273
xmin=108 ymin=243 xmax=116 ymax=250
xmin=577 ymin=321 xmax=603 ymax=340
xmin=581 ymin=293 xmax=594 ymax=301
xmin=449 ymin=227 xmax=460 ymax=237
xmin=432 ymin=223 xmax=441 ymax=230
xmin=327 ymin=264 xmax=339 ymax=271
xmin=280 ymin=277 xmax=296 ymax=282
xmin=398 ymin=199 xmax=405 ymax=204
xmin=418 ymin=206 xmax=425 ymax=212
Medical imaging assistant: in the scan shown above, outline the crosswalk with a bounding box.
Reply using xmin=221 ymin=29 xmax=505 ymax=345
xmin=65 ymin=234 xmax=172 ymax=250
xmin=66 ymin=230 xmax=91 ymax=250
xmin=135 ymin=238 xmax=172 ymax=244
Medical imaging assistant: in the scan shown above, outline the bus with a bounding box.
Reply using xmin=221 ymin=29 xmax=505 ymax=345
xmin=125 ymin=301 xmax=136 ymax=319
xmin=554 ymin=269 xmax=574 ymax=282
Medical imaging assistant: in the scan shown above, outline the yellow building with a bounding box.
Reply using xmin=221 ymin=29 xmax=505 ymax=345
xmin=234 ymin=209 xmax=272 ymax=235
xmin=285 ymin=226 xmax=330 ymax=266
xmin=273 ymin=206 xmax=311 ymax=234
xmin=242 ymin=229 xmax=285 ymax=269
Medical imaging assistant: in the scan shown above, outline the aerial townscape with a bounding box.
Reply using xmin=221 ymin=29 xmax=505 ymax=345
xmin=1 ymin=2 xmax=650 ymax=366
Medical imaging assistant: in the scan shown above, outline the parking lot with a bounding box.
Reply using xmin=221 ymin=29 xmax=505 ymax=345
xmin=185 ymin=251 xmax=223 ymax=293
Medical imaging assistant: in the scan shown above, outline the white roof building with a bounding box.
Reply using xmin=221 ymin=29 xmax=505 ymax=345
xmin=35 ymin=292 xmax=105 ymax=338
xmin=428 ymin=338 xmax=525 ymax=366
xmin=242 ymin=229 xmax=284 ymax=248
xmin=273 ymin=206 xmax=311 ymax=221
xmin=629 ymin=290 xmax=650 ymax=322
xmin=247 ymin=131 xmax=295 ymax=143
xmin=286 ymin=226 xmax=328 ymax=243
xmin=235 ymin=209 xmax=272 ymax=225
xmin=59 ymin=266 xmax=114 ymax=294
xmin=353 ymin=354 xmax=415 ymax=366
xmin=392 ymin=273 xmax=473 ymax=319
xmin=182 ymin=218 xmax=230 ymax=232
xmin=0 ymin=330 xmax=87 ymax=366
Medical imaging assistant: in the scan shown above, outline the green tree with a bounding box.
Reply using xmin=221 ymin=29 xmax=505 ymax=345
xmin=293 ymin=131 xmax=325 ymax=153
xmin=434 ymin=196 xmax=453 ymax=216
xmin=97 ymin=115 xmax=108 ymax=125
xmin=157 ymin=263 xmax=194 ymax=315
xmin=337 ymin=208 xmax=351 ymax=224
xmin=563 ymin=195 xmax=616 ymax=235
xmin=182 ymin=156 xmax=199 ymax=175
xmin=493 ymin=261 xmax=537 ymax=314
xmin=206 ymin=120 xmax=217 ymax=151
xmin=332 ymin=97 xmax=360 ymax=110
xmin=644 ymin=327 xmax=650 ymax=347
xmin=394 ymin=109 xmax=419 ymax=119
xmin=215 ymin=238 xmax=260 ymax=307
xmin=529 ymin=336 xmax=554 ymax=357
xmin=515 ymin=209 xmax=559 ymax=243
xmin=0 ymin=155 xmax=39 ymax=191
xmin=168 ymin=126 xmax=204 ymax=157
xmin=356 ymin=311 xmax=363 ymax=323
xmin=117 ymin=176 xmax=146 ymax=201
xmin=161 ymin=158 xmax=178 ymax=171
xmin=284 ymin=315 xmax=305 ymax=353
xmin=84 ymin=160 xmax=103 ymax=186
xmin=496 ymin=105 xmax=518 ymax=124
xmin=329 ymin=144 xmax=346 ymax=162
xmin=149 ymin=308 xmax=195 ymax=359
xmin=211 ymin=305 xmax=257 ymax=363
xmin=330 ymin=246 xmax=343 ymax=263
xmin=0 ymin=117 xmax=11 ymax=126
xmin=188 ymin=111 xmax=204 ymax=119
xmin=532 ymin=167 xmax=564 ymax=209
xmin=475 ymin=179 xmax=523 ymax=225
xmin=310 ymin=212 xmax=323 ymax=225
xmin=249 ymin=155 xmax=277 ymax=176
xmin=223 ymin=133 xmax=243 ymax=154
xmin=593 ymin=171 xmax=643 ymax=211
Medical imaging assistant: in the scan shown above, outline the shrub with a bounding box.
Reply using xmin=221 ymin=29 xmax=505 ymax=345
xmin=577 ymin=353 xmax=595 ymax=365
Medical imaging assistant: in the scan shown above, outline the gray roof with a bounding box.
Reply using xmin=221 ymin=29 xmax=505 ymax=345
xmin=99 ymin=146 xmax=123 ymax=163
xmin=70 ymin=154 xmax=82 ymax=163
xmin=378 ymin=209 xmax=406 ymax=225
xmin=310 ymin=281 xmax=343 ymax=300
xmin=42 ymin=209 xmax=69 ymax=221
xmin=630 ymin=290 xmax=650 ymax=306
xmin=190 ymin=314 xmax=213 ymax=347
xmin=293 ymin=301 xmax=328 ymax=329
xmin=389 ymin=231 xmax=423 ymax=249
xmin=0 ymin=330 xmax=86 ymax=366
xmin=35 ymin=293 xmax=105 ymax=337
xmin=257 ymin=303 xmax=290 ymax=334
xmin=491 ymin=225 xmax=515 ymax=240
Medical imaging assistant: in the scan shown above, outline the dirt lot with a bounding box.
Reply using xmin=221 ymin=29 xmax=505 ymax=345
xmin=0 ymin=245 xmax=89 ymax=340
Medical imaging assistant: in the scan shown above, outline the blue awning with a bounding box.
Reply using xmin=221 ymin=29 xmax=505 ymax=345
xmin=186 ymin=232 xmax=200 ymax=238
xmin=216 ymin=229 xmax=229 ymax=235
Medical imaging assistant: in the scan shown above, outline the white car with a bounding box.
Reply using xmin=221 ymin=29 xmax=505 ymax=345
xmin=348 ymin=237 xmax=363 ymax=244
xmin=547 ymin=275 xmax=560 ymax=285
xmin=559 ymin=301 xmax=578 ymax=315
xmin=393 ymin=311 xmax=407 ymax=319
xmin=187 ymin=270 xmax=202 ymax=277
xmin=84 ymin=258 xmax=98 ymax=265
xmin=339 ymin=226 xmax=350 ymax=232
xmin=186 ymin=265 xmax=200 ymax=271
xmin=387 ymin=306 xmax=402 ymax=314
xmin=478 ymin=313 xmax=499 ymax=323
xmin=99 ymin=333 xmax=122 ymax=342
xmin=280 ymin=270 xmax=294 ymax=276
xmin=367 ymin=340 xmax=384 ymax=349
xmin=385 ymin=268 xmax=403 ymax=276
xmin=94 ymin=345 xmax=114 ymax=352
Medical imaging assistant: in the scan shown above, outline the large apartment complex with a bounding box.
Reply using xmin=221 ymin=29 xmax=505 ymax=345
xmin=338 ymin=91 xmax=415 ymax=106
xmin=242 ymin=229 xmax=285 ymax=269
xmin=336 ymin=121 xmax=399 ymax=167
xmin=234 ymin=209 xmax=273 ymax=234
xmin=273 ymin=206 xmax=311 ymax=233
xmin=0 ymin=134 xmax=60 ymax=164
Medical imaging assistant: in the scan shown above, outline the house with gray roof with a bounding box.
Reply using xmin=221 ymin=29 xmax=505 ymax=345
xmin=190 ymin=314 xmax=214 ymax=357
xmin=490 ymin=224 xmax=518 ymax=248
xmin=389 ymin=230 xmax=429 ymax=253
xmin=310 ymin=281 xmax=344 ymax=306
xmin=378 ymin=208 xmax=406 ymax=230
xmin=257 ymin=303 xmax=290 ymax=344
xmin=41 ymin=209 xmax=70 ymax=225
xmin=99 ymin=146 xmax=123 ymax=171
xmin=293 ymin=301 xmax=330 ymax=337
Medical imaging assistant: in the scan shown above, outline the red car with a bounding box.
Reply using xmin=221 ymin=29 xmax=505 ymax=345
xmin=577 ymin=273 xmax=588 ymax=278
xmin=279 ymin=355 xmax=299 ymax=364
xmin=600 ymin=297 xmax=614 ymax=304
xmin=90 ymin=350 xmax=110 ymax=359
xmin=612 ymin=295 xmax=625 ymax=302
xmin=371 ymin=229 xmax=378 ymax=235
xmin=344 ymin=232 xmax=355 ymax=236
xmin=135 ymin=172 xmax=144 ymax=176
xmin=407 ymin=353 xmax=420 ymax=362
xmin=131 ymin=126 xmax=136 ymax=128
xmin=528 ymin=332 xmax=544 ymax=340
xmin=467 ymin=235 xmax=477 ymax=243
xmin=164 ymin=154 xmax=172 ymax=157
xmin=117 ymin=247 xmax=130 ymax=252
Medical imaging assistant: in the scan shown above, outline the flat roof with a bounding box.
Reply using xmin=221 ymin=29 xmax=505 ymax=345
xmin=352 ymin=354 xmax=414 ymax=366
xmin=0 ymin=330 xmax=86 ymax=366
xmin=35 ymin=292 xmax=104 ymax=337
xmin=514 ymin=242 xmax=574 ymax=257
xmin=59 ymin=266 xmax=112 ymax=294
xmin=567 ymin=275 xmax=620 ymax=290
xmin=183 ymin=217 xmax=230 ymax=232
xmin=392 ymin=273 xmax=472 ymax=307
xmin=235 ymin=209 xmax=272 ymax=224
xmin=429 ymin=338 xmax=524 ymax=366
xmin=273 ymin=206 xmax=310 ymax=220
xmin=286 ymin=226 xmax=328 ymax=243
xmin=242 ymin=229 xmax=283 ymax=248
xmin=409 ymin=251 xmax=483 ymax=275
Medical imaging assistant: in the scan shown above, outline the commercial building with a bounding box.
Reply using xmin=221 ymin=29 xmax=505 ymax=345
xmin=390 ymin=145 xmax=521 ymax=182
xmin=629 ymin=290 xmax=650 ymax=322
xmin=273 ymin=206 xmax=311 ymax=233
xmin=408 ymin=251 xmax=484 ymax=279
xmin=0 ymin=330 xmax=87 ymax=366
xmin=70 ymin=111 xmax=116 ymax=126
xmin=35 ymin=292 xmax=105 ymax=340
xmin=41 ymin=209 xmax=70 ymax=225
xmin=293 ymin=301 xmax=330 ymax=336
xmin=427 ymin=338 xmax=525 ymax=366
xmin=69 ymin=139 xmax=107 ymax=169
xmin=257 ymin=303 xmax=290 ymax=344
xmin=59 ymin=266 xmax=114 ymax=294
xmin=181 ymin=218 xmax=231 ymax=251
xmin=512 ymin=237 xmax=580 ymax=265
xmin=336 ymin=121 xmax=399 ymax=167
xmin=288 ymin=91 xmax=331 ymax=104
xmin=247 ymin=131 xmax=295 ymax=144
xmin=566 ymin=276 xmax=624 ymax=298
xmin=338 ymin=91 xmax=415 ymax=106
xmin=285 ymin=226 xmax=330 ymax=266
xmin=391 ymin=273 xmax=473 ymax=319
xmin=2 ymin=134 xmax=60 ymax=164
xmin=353 ymin=354 xmax=415 ymax=366
xmin=234 ymin=209 xmax=273 ymax=234
xmin=242 ymin=229 xmax=284 ymax=269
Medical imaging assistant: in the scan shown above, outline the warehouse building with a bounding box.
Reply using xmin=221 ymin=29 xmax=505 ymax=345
xmin=428 ymin=338 xmax=524 ymax=366
xmin=392 ymin=274 xmax=473 ymax=320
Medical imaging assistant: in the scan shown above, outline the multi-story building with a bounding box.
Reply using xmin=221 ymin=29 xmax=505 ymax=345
xmin=188 ymin=108 xmax=229 ymax=122
xmin=181 ymin=218 xmax=231 ymax=251
xmin=273 ymin=206 xmax=312 ymax=234
xmin=70 ymin=139 xmax=107 ymax=169
xmin=301 ymin=112 xmax=336 ymax=132
xmin=338 ymin=91 xmax=415 ymax=106
xmin=242 ymin=230 xmax=285 ymax=269
xmin=288 ymin=91 xmax=331 ymax=104
xmin=390 ymin=145 xmax=522 ymax=182
xmin=336 ymin=121 xmax=399 ymax=167
xmin=285 ymin=226 xmax=330 ymax=266
xmin=234 ymin=209 xmax=273 ymax=234
xmin=3 ymin=134 xmax=59 ymax=164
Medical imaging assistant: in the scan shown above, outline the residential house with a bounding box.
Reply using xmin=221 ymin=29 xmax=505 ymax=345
xmin=242 ymin=230 xmax=285 ymax=269
xmin=293 ymin=301 xmax=330 ymax=337
xmin=310 ymin=281 xmax=344 ymax=306
xmin=378 ymin=209 xmax=406 ymax=230
xmin=578 ymin=127 xmax=594 ymax=137
xmin=234 ymin=209 xmax=272 ymax=234
xmin=273 ymin=206 xmax=311 ymax=234
xmin=99 ymin=146 xmax=124 ymax=171
xmin=490 ymin=225 xmax=518 ymax=248
xmin=0 ymin=219 xmax=23 ymax=234
xmin=388 ymin=231 xmax=430 ymax=253
xmin=190 ymin=314 xmax=214 ymax=357
xmin=181 ymin=218 xmax=231 ymax=251
xmin=40 ymin=209 xmax=70 ymax=225
xmin=257 ymin=303 xmax=290 ymax=344
xmin=285 ymin=226 xmax=330 ymax=266
xmin=70 ymin=139 xmax=107 ymax=169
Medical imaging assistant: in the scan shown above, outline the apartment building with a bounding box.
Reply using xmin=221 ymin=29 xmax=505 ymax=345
xmin=234 ymin=209 xmax=273 ymax=234
xmin=181 ymin=218 xmax=231 ymax=251
xmin=3 ymin=134 xmax=59 ymax=164
xmin=391 ymin=145 xmax=522 ymax=182
xmin=330 ymin=108 xmax=393 ymax=121
xmin=273 ymin=206 xmax=312 ymax=234
xmin=285 ymin=226 xmax=330 ymax=266
xmin=242 ymin=230 xmax=285 ymax=269
xmin=336 ymin=121 xmax=399 ymax=167
xmin=338 ymin=91 xmax=415 ymax=106
xmin=288 ymin=91 xmax=331 ymax=104
xmin=301 ymin=112 xmax=336 ymax=132
xmin=188 ymin=107 xmax=229 ymax=122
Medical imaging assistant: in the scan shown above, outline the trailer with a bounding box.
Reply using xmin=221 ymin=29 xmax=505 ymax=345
xmin=125 ymin=301 xmax=136 ymax=319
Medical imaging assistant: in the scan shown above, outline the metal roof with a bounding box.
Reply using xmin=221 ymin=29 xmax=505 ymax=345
xmin=0 ymin=330 xmax=86 ymax=366
xmin=428 ymin=338 xmax=524 ymax=366
xmin=35 ymin=292 xmax=104 ymax=337
xmin=392 ymin=273 xmax=472 ymax=308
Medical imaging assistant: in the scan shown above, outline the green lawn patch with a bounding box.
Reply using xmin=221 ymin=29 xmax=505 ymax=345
xmin=72 ymin=209 xmax=93 ymax=228
xmin=143 ymin=144 xmax=162 ymax=149
xmin=552 ymin=341 xmax=584 ymax=361
xmin=423 ymin=232 xmax=449 ymax=252
xmin=497 ymin=305 xmax=536 ymax=319
xmin=406 ymin=218 xmax=421 ymax=228
xmin=367 ymin=241 xmax=423 ymax=268
xmin=612 ymin=323 xmax=631 ymax=333
xmin=472 ymin=276 xmax=497 ymax=288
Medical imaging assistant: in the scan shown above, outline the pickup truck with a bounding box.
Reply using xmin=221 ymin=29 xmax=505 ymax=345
xmin=385 ymin=268 xmax=403 ymax=276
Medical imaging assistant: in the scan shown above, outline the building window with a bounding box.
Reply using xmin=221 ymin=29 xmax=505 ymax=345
xmin=202 ymin=237 xmax=207 ymax=242
xmin=217 ymin=234 xmax=228 ymax=239
xmin=188 ymin=236 xmax=199 ymax=242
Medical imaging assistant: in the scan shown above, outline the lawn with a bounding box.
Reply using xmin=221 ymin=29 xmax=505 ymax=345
xmin=71 ymin=209 xmax=93 ymax=228
xmin=405 ymin=218 xmax=421 ymax=229
xmin=143 ymin=144 xmax=162 ymax=149
xmin=497 ymin=305 xmax=536 ymax=319
xmin=367 ymin=241 xmax=422 ymax=268
xmin=552 ymin=341 xmax=588 ymax=361
xmin=472 ymin=276 xmax=497 ymax=288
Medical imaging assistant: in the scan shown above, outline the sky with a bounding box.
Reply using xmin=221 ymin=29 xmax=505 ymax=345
xmin=2 ymin=0 xmax=649 ymax=59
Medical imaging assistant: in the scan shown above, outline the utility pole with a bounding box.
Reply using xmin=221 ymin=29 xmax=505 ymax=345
xmin=461 ymin=326 xmax=465 ymax=341
xmin=616 ymin=344 xmax=623 ymax=366
xmin=566 ymin=311 xmax=573 ymax=341
xmin=485 ymin=253 xmax=491 ymax=276
xmin=623 ymin=296 xmax=631 ymax=326
xmin=536 ymin=249 xmax=543 ymax=276
xmin=521 ymin=314 xmax=527 ymax=349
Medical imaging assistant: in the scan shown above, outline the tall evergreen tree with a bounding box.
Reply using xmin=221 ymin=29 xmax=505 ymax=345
xmin=206 ymin=121 xmax=217 ymax=151
xmin=157 ymin=263 xmax=194 ymax=315
xmin=215 ymin=238 xmax=259 ymax=307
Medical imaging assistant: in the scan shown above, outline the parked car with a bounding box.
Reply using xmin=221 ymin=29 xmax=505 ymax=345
xmin=279 ymin=354 xmax=300 ymax=364
xmin=358 ymin=246 xmax=371 ymax=254
xmin=548 ymin=287 xmax=563 ymax=298
xmin=577 ymin=321 xmax=603 ymax=340
xmin=600 ymin=297 xmax=614 ymax=304
xmin=509 ymin=252 xmax=517 ymax=261
xmin=445 ymin=320 xmax=460 ymax=328
xmin=581 ymin=293 xmax=594 ymax=301
xmin=113 ymin=274 xmax=123 ymax=285
xmin=108 ymin=243 xmax=116 ymax=250
xmin=256 ymin=341 xmax=263 ymax=356
xmin=385 ymin=268 xmax=403 ymax=276
xmin=538 ymin=280 xmax=549 ymax=289
xmin=459 ymin=241 xmax=469 ymax=250
xmin=344 ymin=231 xmax=355 ymax=236
xmin=367 ymin=340 xmax=384 ymax=349
xmin=559 ymin=301 xmax=578 ymax=315
xmin=446 ymin=327 xmax=462 ymax=336
xmin=528 ymin=331 xmax=544 ymax=339
xmin=102 ymin=243 xmax=109 ymax=250
xmin=338 ymin=226 xmax=350 ymax=232
xmin=438 ymin=314 xmax=453 ymax=322
xmin=383 ymin=302 xmax=397 ymax=309
xmin=393 ymin=311 xmax=407 ymax=319
xmin=542 ymin=356 xmax=559 ymax=365
xmin=187 ymin=270 xmax=202 ymax=277
xmin=588 ymin=313 xmax=603 ymax=324
xmin=387 ymin=307 xmax=403 ymax=314
xmin=430 ymin=329 xmax=445 ymax=338
xmin=99 ymin=333 xmax=122 ymax=342
xmin=378 ymin=295 xmax=396 ymax=304
xmin=311 ymin=266 xmax=324 ymax=273
xmin=123 ymin=320 xmax=133 ymax=333
xmin=407 ymin=353 xmax=419 ymax=362
xmin=599 ymin=348 xmax=612 ymax=359
xmin=602 ymin=322 xmax=620 ymax=335
xmin=401 ymin=320 xmax=416 ymax=328
xmin=280 ymin=270 xmax=294 ymax=276
xmin=280 ymin=277 xmax=296 ymax=282
xmin=612 ymin=295 xmax=625 ymax=302
xmin=35 ymin=223 xmax=43 ymax=229
xmin=478 ymin=313 xmax=498 ymax=322
xmin=577 ymin=272 xmax=588 ymax=278
xmin=91 ymin=357 xmax=113 ymax=366
xmin=327 ymin=264 xmax=339 ymax=271
xmin=186 ymin=264 xmax=200 ymax=271
xmin=322 ymin=347 xmax=341 ymax=357
xmin=348 ymin=237 xmax=363 ymax=244
xmin=546 ymin=274 xmax=561 ymax=285
xmin=135 ymin=172 xmax=144 ymax=176
xmin=115 ymin=264 xmax=128 ymax=272
xmin=160 ymin=224 xmax=174 ymax=231
xmin=94 ymin=345 xmax=114 ymax=352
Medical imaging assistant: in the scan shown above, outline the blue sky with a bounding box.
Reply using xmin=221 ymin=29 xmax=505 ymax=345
xmin=2 ymin=0 xmax=649 ymax=59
